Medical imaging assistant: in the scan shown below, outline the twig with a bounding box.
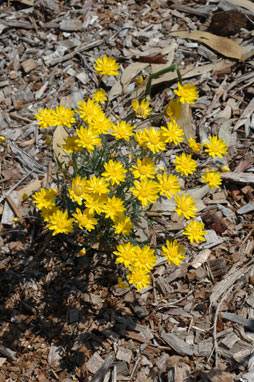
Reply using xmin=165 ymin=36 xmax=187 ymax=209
xmin=0 ymin=171 xmax=32 ymax=204
xmin=91 ymin=354 xmax=113 ymax=382
xmin=210 ymin=284 xmax=235 ymax=366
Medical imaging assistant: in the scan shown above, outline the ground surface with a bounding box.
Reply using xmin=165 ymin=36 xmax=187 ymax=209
xmin=0 ymin=0 xmax=254 ymax=381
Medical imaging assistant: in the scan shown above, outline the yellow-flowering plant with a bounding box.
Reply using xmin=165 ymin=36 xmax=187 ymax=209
xmin=33 ymin=55 xmax=228 ymax=290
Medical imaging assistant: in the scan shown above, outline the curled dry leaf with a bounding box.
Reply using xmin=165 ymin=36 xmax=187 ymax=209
xmin=53 ymin=125 xmax=69 ymax=164
xmin=170 ymin=31 xmax=242 ymax=60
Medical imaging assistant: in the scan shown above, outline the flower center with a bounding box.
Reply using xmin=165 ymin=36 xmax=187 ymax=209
xmin=149 ymin=135 xmax=159 ymax=145
xmin=139 ymin=166 xmax=148 ymax=175
xmin=74 ymin=185 xmax=84 ymax=196
xmin=136 ymin=107 xmax=145 ymax=117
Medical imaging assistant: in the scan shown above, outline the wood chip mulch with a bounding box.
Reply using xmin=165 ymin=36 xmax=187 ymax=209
xmin=0 ymin=0 xmax=254 ymax=381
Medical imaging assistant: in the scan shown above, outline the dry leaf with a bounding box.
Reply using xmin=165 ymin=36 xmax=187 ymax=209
xmin=170 ymin=31 xmax=242 ymax=60
xmin=53 ymin=126 xmax=69 ymax=164
xmin=227 ymin=0 xmax=254 ymax=14
xmin=176 ymin=103 xmax=194 ymax=143
xmin=17 ymin=176 xmax=47 ymax=204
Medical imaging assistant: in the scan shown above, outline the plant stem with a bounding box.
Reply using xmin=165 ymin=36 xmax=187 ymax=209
xmin=145 ymin=64 xmax=182 ymax=99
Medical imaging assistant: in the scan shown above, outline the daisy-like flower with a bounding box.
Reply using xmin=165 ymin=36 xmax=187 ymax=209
xmin=174 ymin=192 xmax=197 ymax=220
xmin=204 ymin=136 xmax=228 ymax=158
xmin=68 ymin=176 xmax=88 ymax=205
xmin=132 ymin=98 xmax=152 ymax=118
xmin=161 ymin=240 xmax=186 ymax=266
xmin=130 ymin=179 xmax=159 ymax=207
xmin=47 ymin=209 xmax=74 ymax=236
xmin=144 ymin=127 xmax=167 ymax=154
xmin=135 ymin=129 xmax=148 ymax=149
xmin=73 ymin=208 xmax=97 ymax=231
xmin=183 ymin=219 xmax=208 ymax=244
xmin=161 ymin=120 xmax=184 ymax=145
xmin=157 ymin=172 xmax=181 ymax=199
xmin=114 ymin=242 xmax=137 ymax=269
xmin=127 ymin=268 xmax=151 ymax=290
xmin=131 ymin=157 xmax=157 ymax=180
xmin=104 ymin=196 xmax=126 ymax=221
xmin=173 ymin=153 xmax=197 ymax=176
xmin=202 ymin=168 xmax=222 ymax=188
xmin=76 ymin=98 xmax=102 ymax=124
xmin=54 ymin=105 xmax=76 ymax=128
xmin=76 ymin=126 xmax=101 ymax=153
xmin=94 ymin=55 xmax=120 ymax=76
xmin=62 ymin=135 xmax=80 ymax=154
xmin=33 ymin=188 xmax=57 ymax=210
xmin=90 ymin=110 xmax=112 ymax=134
xmin=93 ymin=89 xmax=107 ymax=104
xmin=133 ymin=246 xmax=157 ymax=273
xmin=34 ymin=108 xmax=56 ymax=129
xmin=41 ymin=205 xmax=60 ymax=222
xmin=102 ymin=160 xmax=127 ymax=185
xmin=113 ymin=213 xmax=134 ymax=236
xmin=86 ymin=176 xmax=109 ymax=195
xmin=111 ymin=121 xmax=135 ymax=141
xmin=188 ymin=137 xmax=202 ymax=153
xmin=84 ymin=193 xmax=108 ymax=215
xmin=164 ymin=98 xmax=182 ymax=120
xmin=174 ymin=82 xmax=198 ymax=104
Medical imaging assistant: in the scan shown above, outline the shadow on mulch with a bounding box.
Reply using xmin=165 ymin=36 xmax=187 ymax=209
xmin=0 ymin=220 xmax=154 ymax=379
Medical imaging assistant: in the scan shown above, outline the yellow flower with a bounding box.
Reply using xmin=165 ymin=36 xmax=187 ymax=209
xmin=204 ymin=136 xmax=228 ymax=158
xmin=174 ymin=192 xmax=197 ymax=219
xmin=62 ymin=135 xmax=80 ymax=154
xmin=161 ymin=240 xmax=186 ymax=266
xmin=68 ymin=176 xmax=88 ymax=205
xmin=132 ymin=98 xmax=152 ymax=118
xmin=188 ymin=137 xmax=202 ymax=153
xmin=89 ymin=110 xmax=112 ymax=134
xmin=161 ymin=120 xmax=184 ymax=145
xmin=0 ymin=136 xmax=6 ymax=142
xmin=130 ymin=179 xmax=159 ymax=207
xmin=111 ymin=121 xmax=135 ymax=141
xmin=33 ymin=188 xmax=57 ymax=210
xmin=113 ymin=213 xmax=134 ymax=236
xmin=94 ymin=55 xmax=120 ymax=76
xmin=93 ymin=89 xmax=107 ymax=104
xmin=73 ymin=208 xmax=97 ymax=231
xmin=77 ymin=248 xmax=86 ymax=257
xmin=35 ymin=108 xmax=56 ymax=129
xmin=133 ymin=246 xmax=157 ymax=273
xmin=157 ymin=172 xmax=181 ymax=199
xmin=47 ymin=209 xmax=74 ymax=236
xmin=76 ymin=126 xmax=101 ymax=153
xmin=41 ymin=205 xmax=60 ymax=222
xmin=144 ymin=127 xmax=167 ymax=153
xmin=104 ymin=196 xmax=126 ymax=220
xmin=173 ymin=153 xmax=197 ymax=176
xmin=183 ymin=219 xmax=208 ymax=243
xmin=54 ymin=105 xmax=76 ymax=128
xmin=136 ymin=75 xmax=144 ymax=86
xmin=174 ymin=82 xmax=198 ymax=104
xmin=116 ymin=277 xmax=128 ymax=288
xmin=202 ymin=169 xmax=222 ymax=188
xmin=164 ymin=98 xmax=182 ymax=120
xmin=84 ymin=193 xmax=108 ymax=215
xmin=87 ymin=176 xmax=109 ymax=195
xmin=76 ymin=98 xmax=102 ymax=124
xmin=131 ymin=157 xmax=156 ymax=180
xmin=127 ymin=268 xmax=151 ymax=290
xmin=102 ymin=160 xmax=127 ymax=185
xmin=114 ymin=242 xmax=137 ymax=269
xmin=135 ymin=129 xmax=148 ymax=149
